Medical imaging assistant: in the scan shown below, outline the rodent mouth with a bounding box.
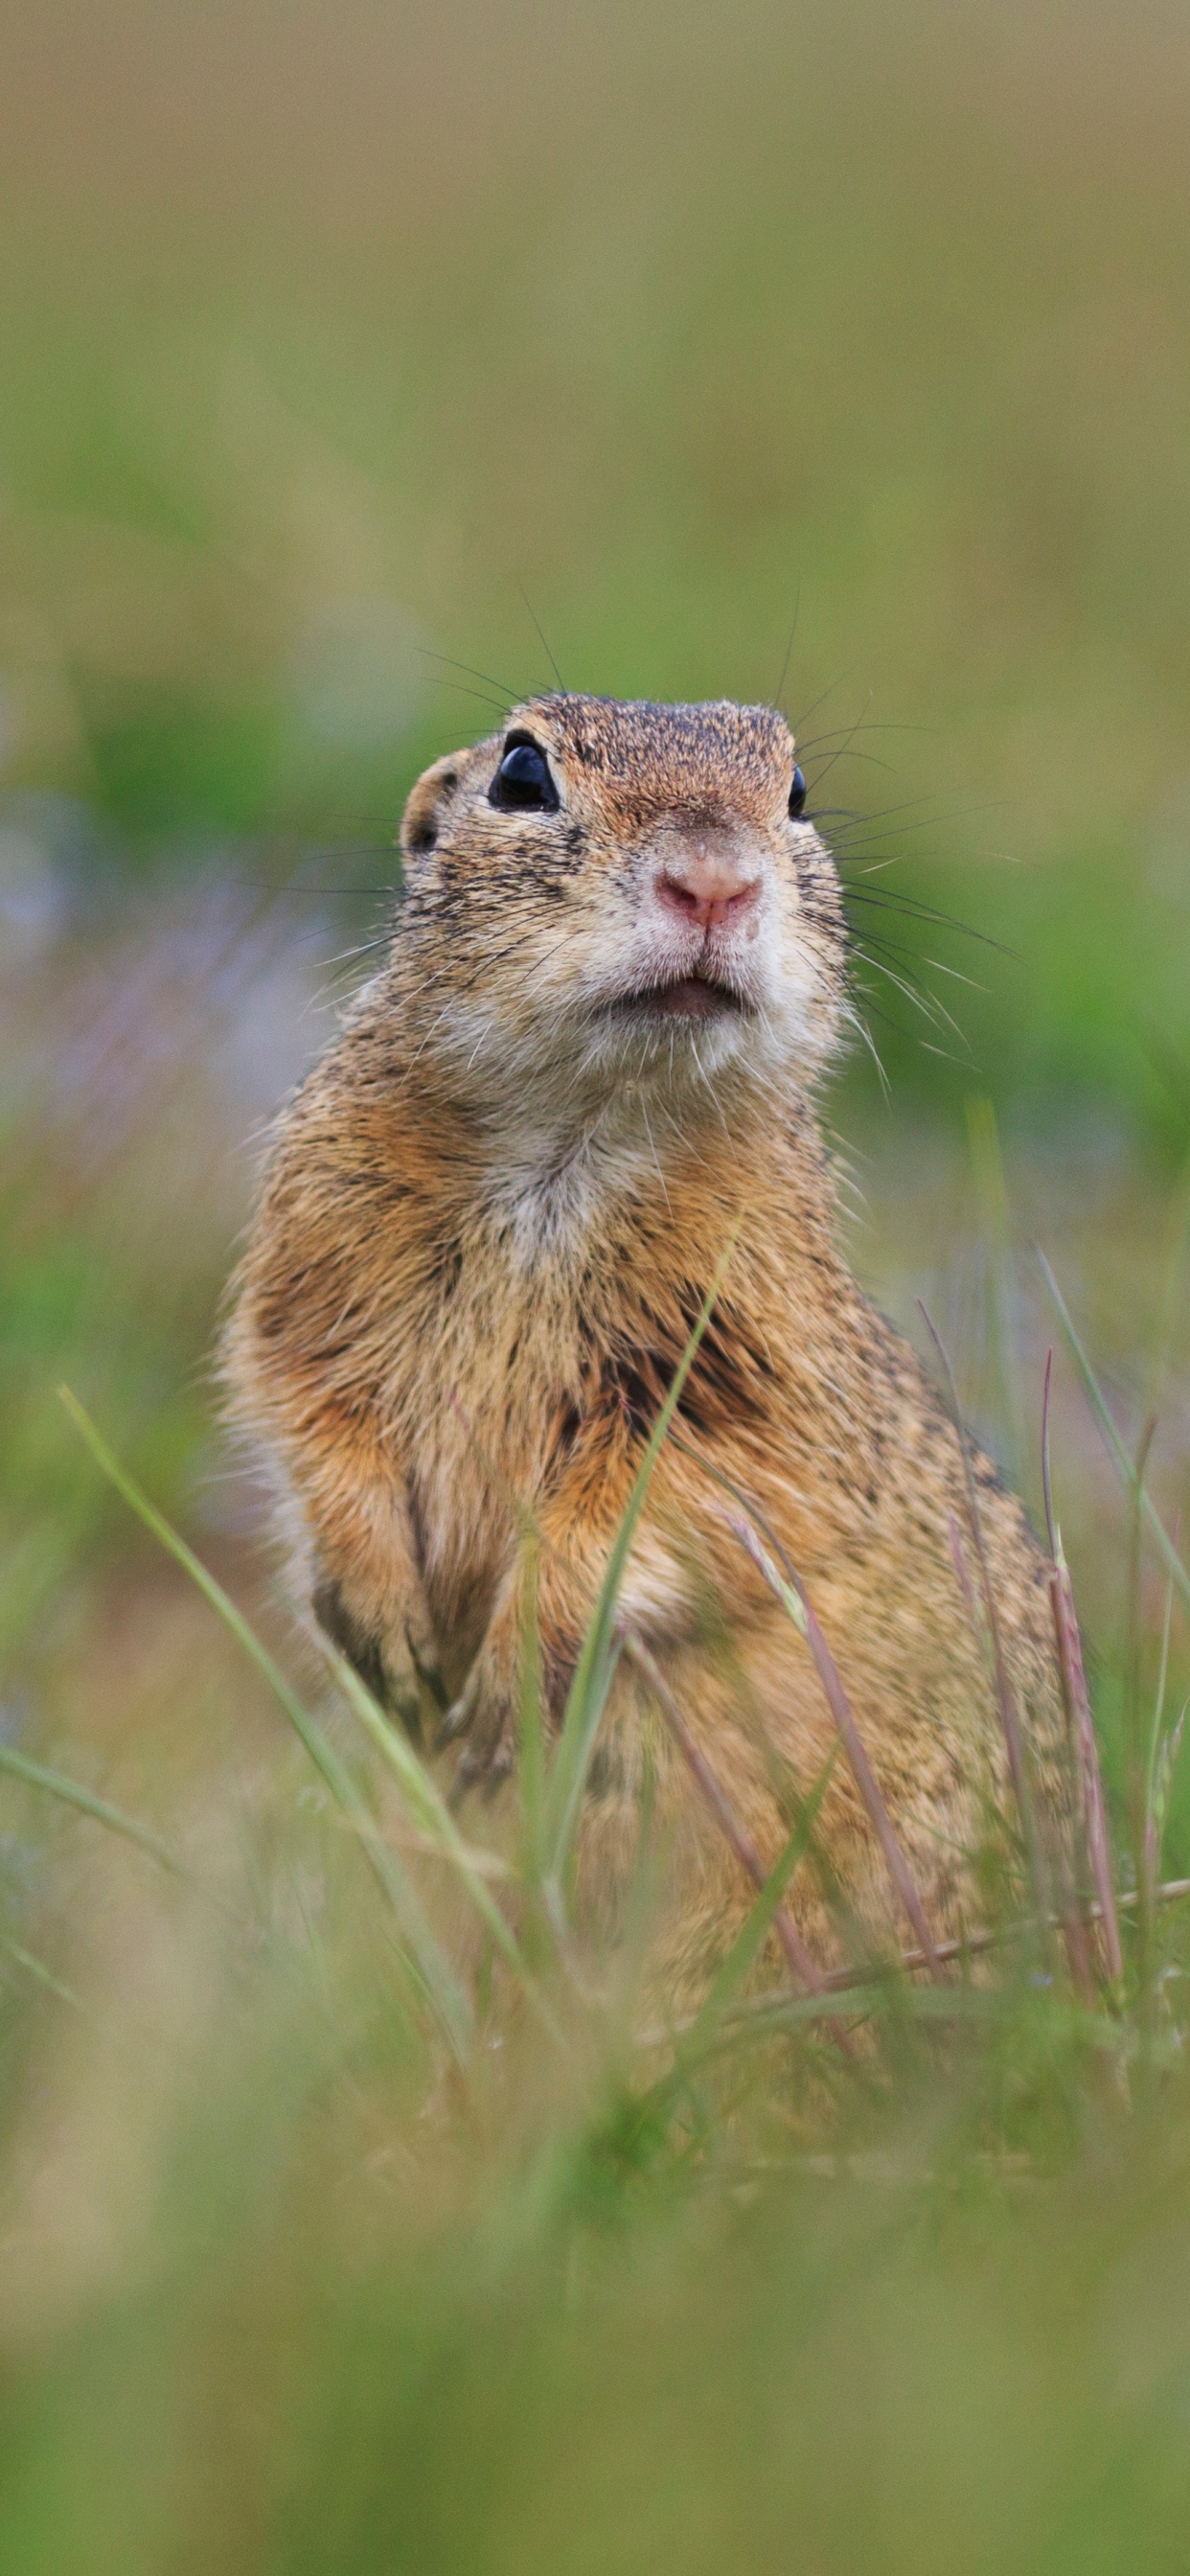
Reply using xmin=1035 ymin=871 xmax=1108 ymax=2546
xmin=612 ymin=972 xmax=748 ymax=1023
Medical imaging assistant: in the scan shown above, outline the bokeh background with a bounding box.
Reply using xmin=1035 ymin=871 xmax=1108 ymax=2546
xmin=5 ymin=0 xmax=1190 ymax=1574
xmin=3 ymin=4 xmax=1190 ymax=2564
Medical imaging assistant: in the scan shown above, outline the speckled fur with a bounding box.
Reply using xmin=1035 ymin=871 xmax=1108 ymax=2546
xmin=224 ymin=695 xmax=1064 ymax=1994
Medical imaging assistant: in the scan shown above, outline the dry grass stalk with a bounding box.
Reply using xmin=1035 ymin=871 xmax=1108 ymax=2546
xmin=617 ymin=1626 xmax=859 ymax=2058
xmin=1041 ymin=1351 xmax=1125 ymax=1986
xmin=947 ymin=1510 xmax=982 ymax=1636
xmin=918 ymin=1304 xmax=1052 ymax=1943
xmin=790 ymin=1878 xmax=1190 ymax=1999
xmin=723 ymin=1510 xmax=947 ymax=1983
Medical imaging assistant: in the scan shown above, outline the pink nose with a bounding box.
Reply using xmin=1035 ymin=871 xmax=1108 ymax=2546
xmin=656 ymin=855 xmax=763 ymax=932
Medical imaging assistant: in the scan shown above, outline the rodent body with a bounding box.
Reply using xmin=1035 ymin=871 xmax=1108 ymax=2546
xmin=225 ymin=695 xmax=1064 ymax=1993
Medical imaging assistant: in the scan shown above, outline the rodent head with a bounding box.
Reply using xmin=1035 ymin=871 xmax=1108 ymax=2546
xmin=394 ymin=695 xmax=846 ymax=1115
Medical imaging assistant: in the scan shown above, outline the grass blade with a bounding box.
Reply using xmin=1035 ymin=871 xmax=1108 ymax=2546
xmin=725 ymin=1510 xmax=947 ymax=1981
xmin=918 ymin=1300 xmax=1051 ymax=1945
xmin=59 ymin=1387 xmax=473 ymax=2061
xmin=543 ymin=1232 xmax=739 ymax=1886
xmin=621 ymin=1628 xmax=858 ymax=2058
xmin=321 ymin=1637 xmax=567 ymax=2041
xmin=808 ymin=1874 xmax=1190 ymax=1994
xmin=3 ymin=1941 xmax=85 ymax=2014
xmin=0 ymin=1742 xmax=187 ymax=1879
xmin=686 ymin=1745 xmax=839 ymax=2047
xmin=1040 ymin=1250 xmax=1190 ymax=1622
xmin=1041 ymin=1349 xmax=1124 ymax=1986
xmin=516 ymin=1538 xmax=549 ymax=1894
xmin=965 ymin=1092 xmax=1026 ymax=1488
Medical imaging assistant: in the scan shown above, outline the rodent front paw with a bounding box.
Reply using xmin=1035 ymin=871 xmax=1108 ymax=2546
xmin=439 ymin=1653 xmax=517 ymax=1804
xmin=312 ymin=1576 xmax=446 ymax=1744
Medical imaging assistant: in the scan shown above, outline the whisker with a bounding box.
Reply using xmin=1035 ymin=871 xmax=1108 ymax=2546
xmin=419 ymin=647 xmax=525 ymax=702
xmin=798 ymin=716 xmax=935 ymax=745
xmin=770 ymin=591 xmax=801 ymax=711
xmin=820 ymin=792 xmax=959 ymax=836
xmin=806 ymin=748 xmax=898 ymax=779
xmin=427 ymin=679 xmax=513 ymax=722
xmin=802 ymin=704 xmax=885 ymax=796
xmin=850 ymin=930 xmax=988 ymax=996
xmin=841 ymin=1000 xmax=891 ymax=1098
xmin=841 ymin=888 xmax=1013 ymax=954
xmin=788 ymin=671 xmax=858 ymax=735
xmin=851 ymin=946 xmax=974 ymax=1054
xmin=828 ymin=800 xmax=998 ymax=851
xmin=516 ymin=584 xmax=566 ymax=691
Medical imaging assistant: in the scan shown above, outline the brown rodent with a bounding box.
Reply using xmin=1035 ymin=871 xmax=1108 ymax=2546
xmin=224 ymin=693 xmax=1064 ymax=1993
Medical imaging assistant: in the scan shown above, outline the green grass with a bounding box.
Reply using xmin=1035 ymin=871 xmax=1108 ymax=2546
xmin=0 ymin=1257 xmax=1184 ymax=2571
xmin=3 ymin=0 xmax=1190 ymax=2561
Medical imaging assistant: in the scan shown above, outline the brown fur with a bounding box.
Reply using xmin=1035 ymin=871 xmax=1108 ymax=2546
xmin=224 ymin=694 xmax=1064 ymax=1994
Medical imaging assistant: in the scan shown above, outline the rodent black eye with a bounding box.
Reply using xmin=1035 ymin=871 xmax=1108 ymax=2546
xmin=489 ymin=734 xmax=560 ymax=815
xmin=789 ymin=764 xmax=807 ymax=820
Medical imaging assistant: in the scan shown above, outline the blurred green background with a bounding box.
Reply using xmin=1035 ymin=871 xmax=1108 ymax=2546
xmin=3 ymin=11 xmax=1190 ymax=2567
xmin=3 ymin=0 xmax=1190 ymax=1120
xmin=5 ymin=0 xmax=1190 ymax=1641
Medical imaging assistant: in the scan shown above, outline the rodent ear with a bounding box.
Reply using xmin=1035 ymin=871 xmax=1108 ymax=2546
xmin=400 ymin=752 xmax=466 ymax=862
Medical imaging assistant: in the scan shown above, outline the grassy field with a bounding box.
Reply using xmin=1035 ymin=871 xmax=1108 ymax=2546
xmin=2 ymin=0 xmax=1190 ymax=2564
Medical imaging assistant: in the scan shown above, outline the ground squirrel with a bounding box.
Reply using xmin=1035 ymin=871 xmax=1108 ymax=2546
xmin=225 ymin=695 xmax=1064 ymax=1990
